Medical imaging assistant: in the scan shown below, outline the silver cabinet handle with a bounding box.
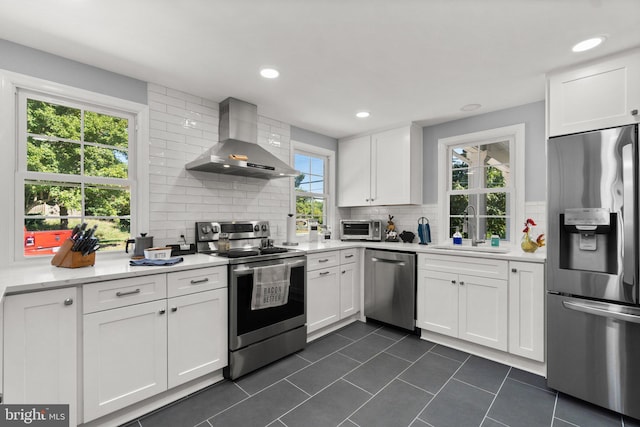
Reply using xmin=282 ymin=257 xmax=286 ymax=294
xmin=171 ymin=307 xmax=178 ymax=312
xmin=319 ymin=271 xmax=330 ymax=276
xmin=344 ymin=254 xmax=354 ymax=258
xmin=318 ymin=259 xmax=329 ymax=263
xmin=511 ymin=268 xmax=517 ymax=273
xmin=64 ymin=298 xmax=73 ymax=306
xmin=116 ymin=288 xmax=141 ymax=297
xmin=159 ymin=309 xmax=166 ymax=315
xmin=459 ymin=281 xmax=465 ymax=286
xmin=190 ymin=278 xmax=209 ymax=285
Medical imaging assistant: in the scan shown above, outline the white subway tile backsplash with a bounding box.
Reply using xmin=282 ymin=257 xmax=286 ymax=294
xmin=166 ymin=88 xmax=204 ymax=105
xmin=147 ymin=84 xmax=295 ymax=246
xmin=148 ymin=91 xmax=186 ymax=109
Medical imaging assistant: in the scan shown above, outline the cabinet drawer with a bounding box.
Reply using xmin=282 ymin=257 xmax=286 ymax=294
xmin=307 ymin=250 xmax=340 ymax=271
xmin=308 ymin=265 xmax=340 ymax=280
xmin=340 ymin=248 xmax=358 ymax=264
xmin=167 ymin=266 xmax=227 ymax=298
xmin=418 ymin=253 xmax=508 ymax=280
xmin=83 ymin=275 xmax=167 ymax=314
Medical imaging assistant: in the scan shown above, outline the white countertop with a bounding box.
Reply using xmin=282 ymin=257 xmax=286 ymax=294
xmin=1 ymin=239 xmax=545 ymax=299
xmin=293 ymin=239 xmax=547 ymax=263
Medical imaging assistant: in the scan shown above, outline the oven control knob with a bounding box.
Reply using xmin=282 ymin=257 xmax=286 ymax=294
xmin=212 ymin=225 xmax=219 ymax=233
xmin=261 ymin=224 xmax=268 ymax=232
xmin=254 ymin=225 xmax=260 ymax=232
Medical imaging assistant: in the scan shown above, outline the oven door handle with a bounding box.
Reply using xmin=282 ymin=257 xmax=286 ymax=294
xmin=233 ymin=258 xmax=306 ymax=276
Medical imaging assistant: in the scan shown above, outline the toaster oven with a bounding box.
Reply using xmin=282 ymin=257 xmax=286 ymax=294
xmin=340 ymin=219 xmax=383 ymax=241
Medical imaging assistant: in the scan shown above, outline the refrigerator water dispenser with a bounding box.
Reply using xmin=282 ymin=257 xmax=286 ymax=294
xmin=559 ymin=208 xmax=617 ymax=274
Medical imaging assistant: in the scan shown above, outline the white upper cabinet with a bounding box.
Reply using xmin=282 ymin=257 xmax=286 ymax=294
xmin=338 ymin=124 xmax=422 ymax=207
xmin=547 ymin=48 xmax=640 ymax=137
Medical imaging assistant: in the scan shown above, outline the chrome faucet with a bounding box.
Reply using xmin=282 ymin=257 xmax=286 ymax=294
xmin=463 ymin=205 xmax=485 ymax=246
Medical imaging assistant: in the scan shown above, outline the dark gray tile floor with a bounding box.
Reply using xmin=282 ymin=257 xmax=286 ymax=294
xmin=122 ymin=321 xmax=639 ymax=427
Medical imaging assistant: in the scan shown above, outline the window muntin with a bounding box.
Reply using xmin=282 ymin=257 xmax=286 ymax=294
xmin=20 ymin=92 xmax=134 ymax=256
xmin=447 ymin=140 xmax=512 ymax=241
xmin=294 ymin=151 xmax=328 ymax=234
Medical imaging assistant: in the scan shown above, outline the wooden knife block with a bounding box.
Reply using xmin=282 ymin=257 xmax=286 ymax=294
xmin=51 ymin=239 xmax=96 ymax=268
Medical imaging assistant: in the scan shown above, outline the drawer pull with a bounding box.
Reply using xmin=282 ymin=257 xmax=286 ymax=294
xmin=459 ymin=281 xmax=465 ymax=286
xmin=171 ymin=307 xmax=178 ymax=312
xmin=511 ymin=268 xmax=517 ymax=273
xmin=319 ymin=271 xmax=330 ymax=276
xmin=116 ymin=288 xmax=141 ymax=297
xmin=64 ymin=298 xmax=73 ymax=306
xmin=344 ymin=254 xmax=354 ymax=258
xmin=190 ymin=278 xmax=209 ymax=285
xmin=318 ymin=259 xmax=329 ymax=263
xmin=159 ymin=309 xmax=166 ymax=315
xmin=451 ymin=280 xmax=456 ymax=284
xmin=342 ymin=270 xmax=346 ymax=274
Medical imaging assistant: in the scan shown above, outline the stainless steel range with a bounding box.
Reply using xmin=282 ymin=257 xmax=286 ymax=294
xmin=196 ymin=221 xmax=306 ymax=380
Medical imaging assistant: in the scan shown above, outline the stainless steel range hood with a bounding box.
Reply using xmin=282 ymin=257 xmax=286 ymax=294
xmin=186 ymin=97 xmax=299 ymax=179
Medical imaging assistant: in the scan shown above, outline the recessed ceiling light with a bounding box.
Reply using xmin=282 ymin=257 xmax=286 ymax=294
xmin=572 ymin=36 xmax=606 ymax=52
xmin=356 ymin=111 xmax=370 ymax=118
xmin=260 ymin=68 xmax=280 ymax=79
xmin=461 ymin=104 xmax=481 ymax=112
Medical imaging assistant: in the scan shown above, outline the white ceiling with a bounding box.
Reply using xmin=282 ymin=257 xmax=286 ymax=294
xmin=0 ymin=0 xmax=638 ymax=139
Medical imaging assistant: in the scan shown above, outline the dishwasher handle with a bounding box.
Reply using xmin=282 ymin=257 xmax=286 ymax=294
xmin=371 ymin=257 xmax=406 ymax=266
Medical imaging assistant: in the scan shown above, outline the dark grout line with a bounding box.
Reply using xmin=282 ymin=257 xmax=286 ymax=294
xmin=480 ymin=365 xmax=511 ymax=427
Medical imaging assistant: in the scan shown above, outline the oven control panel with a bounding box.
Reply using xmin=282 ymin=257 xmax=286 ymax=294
xmin=196 ymin=221 xmax=221 ymax=242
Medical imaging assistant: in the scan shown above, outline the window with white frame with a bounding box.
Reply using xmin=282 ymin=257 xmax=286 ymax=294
xmin=18 ymin=89 xmax=136 ymax=256
xmin=438 ymin=124 xmax=525 ymax=245
xmin=292 ymin=143 xmax=334 ymax=235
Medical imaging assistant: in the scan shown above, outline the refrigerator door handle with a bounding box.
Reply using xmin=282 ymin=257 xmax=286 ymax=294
xmin=622 ymin=143 xmax=636 ymax=287
xmin=563 ymin=300 xmax=640 ymax=324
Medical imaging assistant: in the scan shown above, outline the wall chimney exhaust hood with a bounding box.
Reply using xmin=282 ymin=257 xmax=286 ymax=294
xmin=185 ymin=97 xmax=299 ymax=179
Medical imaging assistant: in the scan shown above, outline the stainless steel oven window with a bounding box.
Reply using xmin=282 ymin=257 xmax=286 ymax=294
xmin=228 ymin=257 xmax=306 ymax=351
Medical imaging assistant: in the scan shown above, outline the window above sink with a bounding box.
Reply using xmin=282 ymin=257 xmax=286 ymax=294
xmin=437 ymin=124 xmax=525 ymax=247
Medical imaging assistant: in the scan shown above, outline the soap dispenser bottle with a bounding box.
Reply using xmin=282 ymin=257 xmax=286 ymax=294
xmin=453 ymin=227 xmax=463 ymax=245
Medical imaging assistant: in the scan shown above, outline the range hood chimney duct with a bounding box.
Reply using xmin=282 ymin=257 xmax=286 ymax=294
xmin=186 ymin=97 xmax=299 ymax=179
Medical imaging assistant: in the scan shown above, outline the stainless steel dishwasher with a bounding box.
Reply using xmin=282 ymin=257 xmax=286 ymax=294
xmin=364 ymin=249 xmax=417 ymax=331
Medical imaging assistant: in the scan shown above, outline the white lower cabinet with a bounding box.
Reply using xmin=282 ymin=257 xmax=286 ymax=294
xmin=339 ymin=249 xmax=360 ymax=319
xmin=508 ymin=261 xmax=545 ymax=361
xmin=307 ymin=266 xmax=341 ymax=332
xmin=83 ymin=266 xmax=228 ymax=423
xmin=417 ymin=254 xmax=508 ymax=352
xmin=307 ymin=248 xmax=361 ymax=333
xmin=83 ymin=299 xmax=168 ymax=422
xmin=3 ymin=287 xmax=78 ymax=426
xmin=167 ymin=288 xmax=227 ymax=388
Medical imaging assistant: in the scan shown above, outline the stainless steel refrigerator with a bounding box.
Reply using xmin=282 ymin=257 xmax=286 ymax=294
xmin=547 ymin=124 xmax=639 ymax=419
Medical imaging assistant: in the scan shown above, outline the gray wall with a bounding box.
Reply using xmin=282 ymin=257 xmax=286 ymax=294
xmin=0 ymin=39 xmax=147 ymax=104
xmin=291 ymin=126 xmax=338 ymax=152
xmin=422 ymin=101 xmax=546 ymax=203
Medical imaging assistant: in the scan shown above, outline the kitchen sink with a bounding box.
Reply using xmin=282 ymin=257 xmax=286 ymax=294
xmin=430 ymin=244 xmax=511 ymax=254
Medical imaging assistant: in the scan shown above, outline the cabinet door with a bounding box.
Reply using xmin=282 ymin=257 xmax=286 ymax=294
xmin=417 ymin=270 xmax=458 ymax=337
xmin=340 ymin=262 xmax=359 ymax=319
xmin=458 ymin=274 xmax=508 ymax=351
xmin=509 ymin=262 xmax=545 ymax=361
xmin=372 ymin=127 xmax=411 ymax=205
xmin=83 ymin=300 xmax=168 ymax=422
xmin=338 ymin=135 xmax=371 ymax=207
xmin=168 ymin=288 xmax=228 ymax=388
xmin=4 ymin=288 xmax=77 ymax=425
xmin=307 ymin=266 xmax=341 ymax=332
xmin=548 ymin=49 xmax=640 ymax=136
